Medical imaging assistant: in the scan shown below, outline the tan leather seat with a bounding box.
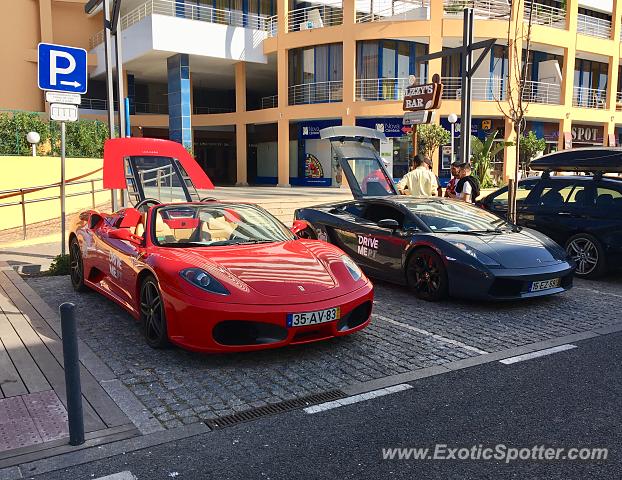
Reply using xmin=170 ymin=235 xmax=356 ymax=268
xmin=155 ymin=213 xmax=177 ymax=243
xmin=207 ymin=216 xmax=237 ymax=242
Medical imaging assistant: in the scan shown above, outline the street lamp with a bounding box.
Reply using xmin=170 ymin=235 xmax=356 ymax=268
xmin=448 ymin=113 xmax=458 ymax=164
xmin=26 ymin=131 xmax=40 ymax=157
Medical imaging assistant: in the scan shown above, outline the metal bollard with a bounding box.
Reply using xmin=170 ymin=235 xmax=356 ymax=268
xmin=60 ymin=303 xmax=85 ymax=446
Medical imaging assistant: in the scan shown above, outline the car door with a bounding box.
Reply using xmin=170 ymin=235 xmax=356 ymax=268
xmin=95 ymin=209 xmax=144 ymax=306
xmin=581 ymin=180 xmax=622 ymax=253
xmin=334 ymin=202 xmax=410 ymax=280
xmin=482 ymin=179 xmax=540 ymax=222
xmin=528 ymin=179 xmax=591 ymax=245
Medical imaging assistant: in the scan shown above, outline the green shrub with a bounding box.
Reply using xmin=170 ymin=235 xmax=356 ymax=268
xmin=0 ymin=111 xmax=50 ymax=156
xmin=47 ymin=254 xmax=71 ymax=276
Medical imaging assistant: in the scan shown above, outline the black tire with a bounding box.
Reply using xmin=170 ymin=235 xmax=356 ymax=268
xmin=69 ymin=237 xmax=87 ymax=292
xmin=139 ymin=275 xmax=170 ymax=348
xmin=565 ymin=233 xmax=607 ymax=279
xmin=406 ymin=247 xmax=449 ymax=301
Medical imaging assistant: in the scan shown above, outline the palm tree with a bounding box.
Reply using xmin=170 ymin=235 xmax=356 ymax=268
xmin=470 ymin=130 xmax=514 ymax=188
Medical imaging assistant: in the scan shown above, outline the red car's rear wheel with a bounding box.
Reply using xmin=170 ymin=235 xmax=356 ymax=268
xmin=140 ymin=275 xmax=170 ymax=348
xmin=69 ymin=237 xmax=87 ymax=292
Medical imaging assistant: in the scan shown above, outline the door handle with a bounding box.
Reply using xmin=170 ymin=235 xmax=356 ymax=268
xmin=558 ymin=212 xmax=572 ymax=216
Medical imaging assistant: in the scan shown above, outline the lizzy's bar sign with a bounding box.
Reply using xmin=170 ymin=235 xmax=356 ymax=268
xmin=402 ymin=78 xmax=443 ymax=112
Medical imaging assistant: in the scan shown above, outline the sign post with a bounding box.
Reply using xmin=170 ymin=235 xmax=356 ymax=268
xmin=38 ymin=43 xmax=86 ymax=255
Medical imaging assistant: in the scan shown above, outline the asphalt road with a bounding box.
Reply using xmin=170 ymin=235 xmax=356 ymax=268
xmin=34 ymin=331 xmax=622 ymax=480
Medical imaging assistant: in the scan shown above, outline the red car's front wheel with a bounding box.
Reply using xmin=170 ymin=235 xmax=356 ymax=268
xmin=139 ymin=275 xmax=170 ymax=349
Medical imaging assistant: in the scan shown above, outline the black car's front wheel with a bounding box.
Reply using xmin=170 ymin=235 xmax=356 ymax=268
xmin=139 ymin=275 xmax=170 ymax=348
xmin=565 ymin=233 xmax=606 ymax=279
xmin=406 ymin=248 xmax=448 ymax=301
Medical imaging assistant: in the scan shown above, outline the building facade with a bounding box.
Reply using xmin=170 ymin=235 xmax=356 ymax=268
xmin=3 ymin=0 xmax=622 ymax=186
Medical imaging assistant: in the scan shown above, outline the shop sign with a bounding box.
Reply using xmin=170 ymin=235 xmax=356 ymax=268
xmin=402 ymin=77 xmax=443 ymax=112
xmin=299 ymin=120 xmax=341 ymax=140
xmin=571 ymin=126 xmax=603 ymax=143
xmin=356 ymin=118 xmax=406 ymax=138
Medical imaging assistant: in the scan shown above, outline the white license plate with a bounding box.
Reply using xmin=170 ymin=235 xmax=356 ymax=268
xmin=287 ymin=307 xmax=340 ymax=327
xmin=529 ymin=278 xmax=561 ymax=292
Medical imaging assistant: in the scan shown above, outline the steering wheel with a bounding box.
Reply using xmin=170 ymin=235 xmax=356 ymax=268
xmin=134 ymin=198 xmax=161 ymax=212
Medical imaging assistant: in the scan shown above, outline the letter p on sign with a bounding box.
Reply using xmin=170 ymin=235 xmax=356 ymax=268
xmin=38 ymin=43 xmax=88 ymax=94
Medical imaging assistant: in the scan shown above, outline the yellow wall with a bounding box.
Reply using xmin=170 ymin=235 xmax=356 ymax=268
xmin=0 ymin=156 xmax=106 ymax=231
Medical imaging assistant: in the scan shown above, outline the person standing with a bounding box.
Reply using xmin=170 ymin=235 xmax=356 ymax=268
xmin=444 ymin=161 xmax=461 ymax=198
xmin=397 ymin=154 xmax=439 ymax=197
xmin=455 ymin=163 xmax=480 ymax=203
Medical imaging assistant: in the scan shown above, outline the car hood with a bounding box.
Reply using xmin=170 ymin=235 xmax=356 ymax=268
xmin=441 ymin=229 xmax=567 ymax=269
xmin=164 ymin=240 xmax=338 ymax=298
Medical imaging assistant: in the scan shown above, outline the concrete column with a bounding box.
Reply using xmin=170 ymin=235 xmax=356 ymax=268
xmin=235 ymin=62 xmax=248 ymax=185
xmin=342 ymin=0 xmax=356 ymax=110
xmin=126 ymin=72 xmax=136 ymax=115
xmin=277 ymin=119 xmax=290 ymax=187
xmin=562 ymin=0 xmax=579 ymax=108
xmin=558 ymin=117 xmax=572 ymax=150
xmin=427 ymin=0 xmax=443 ymax=83
xmin=167 ymin=54 xmax=192 ymax=150
xmin=277 ymin=0 xmax=288 ymax=35
xmin=38 ymin=0 xmax=53 ymax=43
xmin=605 ymin=120 xmax=616 ymax=146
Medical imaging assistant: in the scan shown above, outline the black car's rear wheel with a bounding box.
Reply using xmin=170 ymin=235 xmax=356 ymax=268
xmin=139 ymin=275 xmax=170 ymax=348
xmin=565 ymin=233 xmax=606 ymax=279
xmin=406 ymin=248 xmax=448 ymax=301
xmin=69 ymin=237 xmax=87 ymax=292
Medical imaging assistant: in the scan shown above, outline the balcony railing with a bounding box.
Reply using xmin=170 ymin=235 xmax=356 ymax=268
xmin=288 ymin=81 xmax=343 ymax=105
xmin=443 ymin=0 xmax=510 ymax=20
xmin=287 ymin=0 xmax=343 ymax=32
xmin=441 ymin=77 xmax=506 ymax=101
xmin=355 ymin=78 xmax=410 ymax=101
xmin=355 ymin=0 xmax=429 ymax=23
xmin=90 ymin=0 xmax=273 ymax=48
xmin=80 ymin=98 xmax=168 ymax=114
xmin=193 ymin=106 xmax=235 ymax=114
xmin=573 ymin=86 xmax=607 ymax=109
xmin=521 ymin=80 xmax=561 ymax=105
xmin=577 ymin=13 xmax=611 ymax=39
xmin=260 ymin=95 xmax=278 ymax=109
xmin=524 ymin=2 xmax=566 ymax=29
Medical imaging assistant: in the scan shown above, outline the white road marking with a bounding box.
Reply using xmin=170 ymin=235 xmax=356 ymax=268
xmin=304 ymin=384 xmax=412 ymax=414
xmin=500 ymin=344 xmax=577 ymax=365
xmin=374 ymin=314 xmax=489 ymax=355
xmin=573 ymin=286 xmax=622 ymax=299
xmin=93 ymin=472 xmax=137 ymax=480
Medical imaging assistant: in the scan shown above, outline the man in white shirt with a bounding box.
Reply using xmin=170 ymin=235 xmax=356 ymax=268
xmin=397 ymin=155 xmax=438 ymax=197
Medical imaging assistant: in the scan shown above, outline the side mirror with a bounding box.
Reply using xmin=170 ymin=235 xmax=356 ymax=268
xmin=377 ymin=218 xmax=400 ymax=230
xmin=108 ymin=228 xmax=142 ymax=246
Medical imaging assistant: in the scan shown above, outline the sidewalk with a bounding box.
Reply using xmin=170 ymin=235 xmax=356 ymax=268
xmin=0 ymin=262 xmax=156 ymax=470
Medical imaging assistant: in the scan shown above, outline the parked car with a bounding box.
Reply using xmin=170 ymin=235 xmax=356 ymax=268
xmin=478 ymin=147 xmax=622 ymax=279
xmin=70 ymin=137 xmax=373 ymax=352
xmin=293 ymin=126 xmax=574 ymax=301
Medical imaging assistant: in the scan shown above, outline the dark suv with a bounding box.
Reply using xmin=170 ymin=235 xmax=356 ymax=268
xmin=478 ymin=174 xmax=622 ymax=278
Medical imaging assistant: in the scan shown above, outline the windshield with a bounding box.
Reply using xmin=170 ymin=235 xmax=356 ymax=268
xmin=152 ymin=204 xmax=295 ymax=247
xmin=406 ymin=200 xmax=512 ymax=233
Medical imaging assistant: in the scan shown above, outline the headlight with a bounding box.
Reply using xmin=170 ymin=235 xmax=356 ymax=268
xmin=342 ymin=255 xmax=363 ymax=281
xmin=180 ymin=268 xmax=230 ymax=295
xmin=453 ymin=242 xmax=500 ymax=267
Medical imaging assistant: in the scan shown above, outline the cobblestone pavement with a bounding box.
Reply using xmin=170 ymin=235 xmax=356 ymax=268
xmin=27 ymin=274 xmax=622 ymax=429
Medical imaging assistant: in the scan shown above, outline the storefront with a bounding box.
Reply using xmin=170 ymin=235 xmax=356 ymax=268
xmin=526 ymin=121 xmax=560 ymax=155
xmin=356 ymin=117 xmax=411 ymax=180
xmin=294 ymin=119 xmax=341 ymax=186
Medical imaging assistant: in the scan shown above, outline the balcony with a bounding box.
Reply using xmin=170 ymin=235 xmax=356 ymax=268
xmin=524 ymin=2 xmax=566 ymax=29
xmin=521 ymin=80 xmax=561 ymax=105
xmin=577 ymin=14 xmax=611 ymax=39
xmin=260 ymin=95 xmax=278 ymax=109
xmin=90 ymin=0 xmax=275 ymax=48
xmin=288 ymin=81 xmax=343 ymax=105
xmin=355 ymin=78 xmax=410 ymax=101
xmin=355 ymin=0 xmax=429 ymax=23
xmin=573 ymin=86 xmax=607 ymax=109
xmin=443 ymin=0 xmax=510 ymax=20
xmin=287 ymin=0 xmax=342 ymax=32
xmin=441 ymin=77 xmax=506 ymax=101
xmin=192 ymin=106 xmax=235 ymax=114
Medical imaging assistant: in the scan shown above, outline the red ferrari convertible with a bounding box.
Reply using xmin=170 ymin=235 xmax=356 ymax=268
xmin=69 ymin=138 xmax=373 ymax=353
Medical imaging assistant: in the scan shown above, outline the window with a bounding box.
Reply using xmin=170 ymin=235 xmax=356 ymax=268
xmin=593 ymin=185 xmax=622 ymax=211
xmin=362 ymin=204 xmax=405 ymax=226
xmin=343 ymin=202 xmax=366 ymax=217
xmin=491 ymin=181 xmax=538 ymax=206
xmin=532 ymin=181 xmax=588 ymax=208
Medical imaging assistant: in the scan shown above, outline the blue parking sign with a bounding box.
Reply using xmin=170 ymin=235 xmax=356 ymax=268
xmin=38 ymin=43 xmax=88 ymax=94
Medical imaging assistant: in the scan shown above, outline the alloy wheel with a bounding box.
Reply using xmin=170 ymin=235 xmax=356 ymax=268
xmin=69 ymin=240 xmax=85 ymax=290
xmin=140 ymin=280 xmax=166 ymax=346
xmin=409 ymin=253 xmax=441 ymax=295
xmin=567 ymin=238 xmax=598 ymax=276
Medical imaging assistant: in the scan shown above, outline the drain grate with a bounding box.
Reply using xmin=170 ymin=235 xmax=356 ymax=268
xmin=205 ymin=390 xmax=346 ymax=429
